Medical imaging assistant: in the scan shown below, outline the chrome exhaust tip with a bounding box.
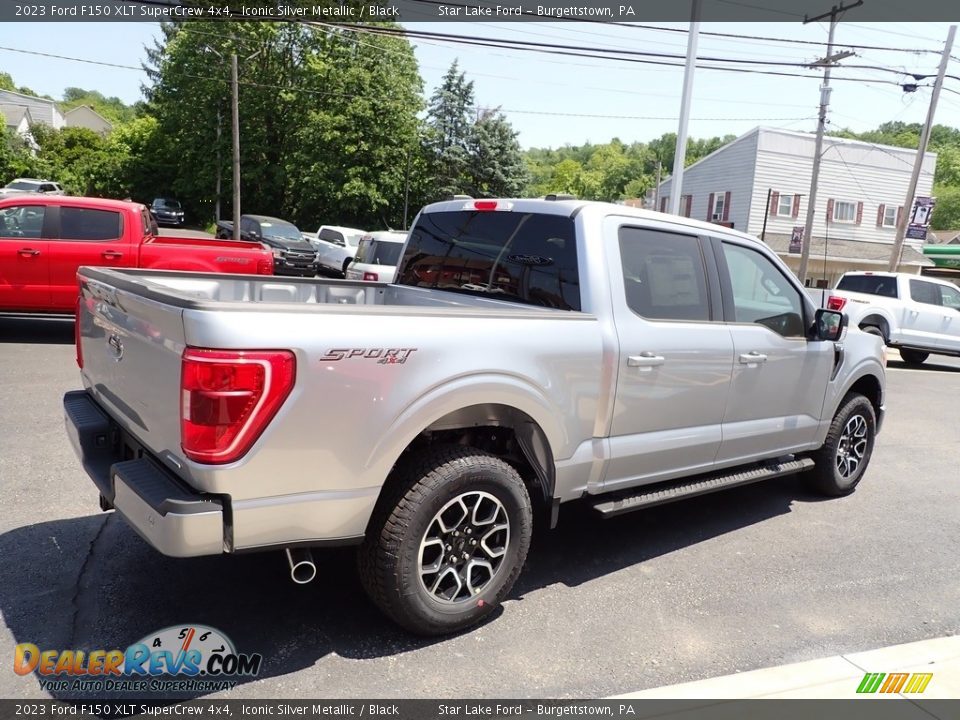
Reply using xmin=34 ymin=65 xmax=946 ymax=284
xmin=285 ymin=548 xmax=317 ymax=585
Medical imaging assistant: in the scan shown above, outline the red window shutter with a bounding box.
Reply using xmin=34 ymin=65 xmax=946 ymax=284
xmin=722 ymin=191 xmax=731 ymax=222
xmin=770 ymin=191 xmax=779 ymax=214
xmin=856 ymin=201 xmax=864 ymax=225
xmin=684 ymin=195 xmax=692 ymax=217
xmin=792 ymin=194 xmax=800 ymax=218
xmin=826 ymin=199 xmax=834 ymax=224
xmin=877 ymin=204 xmax=885 ymax=227
xmin=707 ymin=193 xmax=715 ymax=220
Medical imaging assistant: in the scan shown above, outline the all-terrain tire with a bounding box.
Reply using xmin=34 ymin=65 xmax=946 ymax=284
xmin=358 ymin=444 xmax=533 ymax=636
xmin=804 ymin=393 xmax=876 ymax=497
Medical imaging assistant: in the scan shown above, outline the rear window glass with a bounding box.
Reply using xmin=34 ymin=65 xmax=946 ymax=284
xmin=360 ymin=241 xmax=404 ymax=266
xmin=397 ymin=210 xmax=580 ymax=311
xmin=836 ymin=274 xmax=898 ymax=298
xmin=60 ymin=207 xmax=123 ymax=241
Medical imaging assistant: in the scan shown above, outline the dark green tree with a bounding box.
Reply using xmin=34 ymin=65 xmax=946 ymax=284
xmin=465 ymin=108 xmax=527 ymax=198
xmin=425 ymin=60 xmax=474 ymax=200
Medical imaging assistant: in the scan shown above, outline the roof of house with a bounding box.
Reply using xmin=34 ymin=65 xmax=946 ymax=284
xmin=64 ymin=105 xmax=112 ymax=123
xmin=0 ymin=104 xmax=30 ymax=127
xmin=763 ymin=232 xmax=931 ymax=266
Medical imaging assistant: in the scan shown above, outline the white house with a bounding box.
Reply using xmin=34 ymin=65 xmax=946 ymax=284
xmin=0 ymin=104 xmax=39 ymax=152
xmin=656 ymin=127 xmax=935 ymax=287
xmin=64 ymin=105 xmax=113 ymax=134
xmin=0 ymin=88 xmax=65 ymax=129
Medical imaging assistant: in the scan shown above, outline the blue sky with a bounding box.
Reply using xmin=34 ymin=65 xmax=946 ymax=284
xmin=1 ymin=21 xmax=957 ymax=148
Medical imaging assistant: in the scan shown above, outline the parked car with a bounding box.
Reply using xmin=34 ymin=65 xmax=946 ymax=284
xmin=150 ymin=198 xmax=185 ymax=227
xmin=827 ymin=270 xmax=960 ymax=365
xmin=216 ymin=215 xmax=318 ymax=277
xmin=345 ymin=231 xmax=407 ymax=282
xmin=65 ymin=197 xmax=885 ymax=635
xmin=304 ymin=225 xmax=366 ymax=277
xmin=0 ymin=195 xmax=273 ymax=314
xmin=0 ymin=178 xmax=65 ymax=197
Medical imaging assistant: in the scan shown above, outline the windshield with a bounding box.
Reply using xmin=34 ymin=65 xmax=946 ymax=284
xmin=397 ymin=210 xmax=580 ymax=311
xmin=154 ymin=199 xmax=181 ymax=210
xmin=260 ymin=221 xmax=303 ymax=242
xmin=6 ymin=181 xmax=40 ymax=191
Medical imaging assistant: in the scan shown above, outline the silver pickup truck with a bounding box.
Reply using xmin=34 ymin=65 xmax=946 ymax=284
xmin=65 ymin=198 xmax=886 ymax=635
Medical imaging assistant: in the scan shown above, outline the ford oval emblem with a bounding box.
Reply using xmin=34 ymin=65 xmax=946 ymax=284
xmin=107 ymin=334 xmax=124 ymax=361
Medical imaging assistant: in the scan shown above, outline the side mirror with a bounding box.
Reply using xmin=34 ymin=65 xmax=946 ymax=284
xmin=814 ymin=308 xmax=846 ymax=342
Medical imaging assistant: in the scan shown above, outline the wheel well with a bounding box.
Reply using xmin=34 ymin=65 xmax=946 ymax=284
xmin=858 ymin=315 xmax=889 ymax=340
xmin=386 ymin=404 xmax=556 ymax=518
xmin=847 ymin=374 xmax=882 ymax=418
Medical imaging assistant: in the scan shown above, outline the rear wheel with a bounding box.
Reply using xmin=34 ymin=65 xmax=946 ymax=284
xmin=341 ymin=258 xmax=353 ymax=277
xmin=359 ymin=445 xmax=533 ymax=636
xmin=860 ymin=325 xmax=885 ymax=341
xmin=899 ymin=348 xmax=929 ymax=365
xmin=804 ymin=393 xmax=876 ymax=497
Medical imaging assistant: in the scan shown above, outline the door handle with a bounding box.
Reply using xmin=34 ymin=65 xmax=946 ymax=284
xmin=739 ymin=351 xmax=768 ymax=364
xmin=628 ymin=352 xmax=665 ymax=368
xmin=18 ymin=248 xmax=40 ymax=257
xmin=101 ymin=251 xmax=123 ymax=260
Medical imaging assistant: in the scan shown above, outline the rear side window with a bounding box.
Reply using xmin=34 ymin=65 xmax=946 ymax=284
xmin=836 ymin=274 xmax=898 ymax=298
xmin=398 ymin=210 xmax=580 ymax=310
xmin=59 ymin=207 xmax=122 ymax=241
xmin=618 ymin=227 xmax=710 ymax=322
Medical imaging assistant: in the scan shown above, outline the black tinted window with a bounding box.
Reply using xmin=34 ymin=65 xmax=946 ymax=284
xmin=836 ymin=274 xmax=899 ymax=298
xmin=910 ymin=279 xmax=941 ymax=305
xmin=59 ymin=207 xmax=122 ymax=241
xmin=366 ymin=241 xmax=404 ymax=266
xmin=398 ymin=210 xmax=580 ymax=310
xmin=619 ymin=227 xmax=710 ymax=322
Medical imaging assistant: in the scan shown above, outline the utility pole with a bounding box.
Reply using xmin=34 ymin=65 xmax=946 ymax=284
xmin=669 ymin=0 xmax=701 ymax=216
xmin=231 ymin=53 xmax=241 ymax=241
xmin=654 ymin=160 xmax=662 ymax=210
xmin=403 ymin=145 xmax=412 ymax=230
xmin=888 ymin=24 xmax=956 ymax=271
xmin=215 ymin=109 xmax=222 ymax=224
xmin=797 ymin=1 xmax=861 ymax=284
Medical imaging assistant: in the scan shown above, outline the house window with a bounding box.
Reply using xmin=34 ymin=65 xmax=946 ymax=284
xmin=711 ymin=192 xmax=726 ymax=220
xmin=832 ymin=200 xmax=857 ymax=224
xmin=882 ymin=205 xmax=897 ymax=228
xmin=776 ymin=193 xmax=794 ymax=217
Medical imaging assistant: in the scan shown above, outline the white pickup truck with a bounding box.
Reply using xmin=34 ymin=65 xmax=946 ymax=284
xmin=828 ymin=271 xmax=960 ymax=365
xmin=303 ymin=225 xmax=366 ymax=277
xmin=64 ymin=198 xmax=885 ymax=635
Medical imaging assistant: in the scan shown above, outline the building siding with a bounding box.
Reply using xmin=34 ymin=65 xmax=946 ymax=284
xmin=0 ymin=89 xmax=64 ymax=129
xmin=657 ymin=129 xmax=759 ymax=234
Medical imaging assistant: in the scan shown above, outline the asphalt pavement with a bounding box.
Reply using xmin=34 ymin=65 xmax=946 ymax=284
xmin=1 ymin=317 xmax=958 ymax=700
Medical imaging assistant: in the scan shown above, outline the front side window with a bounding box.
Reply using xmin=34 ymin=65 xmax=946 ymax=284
xmin=618 ymin=227 xmax=710 ymax=322
xmin=833 ymin=200 xmax=857 ymax=223
xmin=776 ymin=193 xmax=794 ymax=216
xmin=939 ymin=284 xmax=960 ymax=310
xmin=882 ymin=205 xmax=897 ymax=228
xmin=722 ymin=242 xmax=805 ymax=338
xmin=398 ymin=209 xmax=580 ymax=311
xmin=910 ymin=279 xmax=941 ymax=306
xmin=59 ymin=207 xmax=122 ymax=241
xmin=0 ymin=205 xmax=45 ymax=239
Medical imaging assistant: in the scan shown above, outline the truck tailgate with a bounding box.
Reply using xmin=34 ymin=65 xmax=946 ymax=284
xmin=78 ymin=271 xmax=187 ymax=469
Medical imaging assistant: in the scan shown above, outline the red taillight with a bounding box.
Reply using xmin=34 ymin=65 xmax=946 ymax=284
xmin=474 ymin=200 xmax=498 ymax=211
xmin=363 ymin=271 xmax=379 ymax=281
xmin=257 ymin=258 xmax=274 ymax=275
xmin=827 ymin=296 xmax=847 ymax=311
xmin=180 ymin=348 xmax=295 ymax=464
xmin=75 ymin=297 xmax=83 ymax=369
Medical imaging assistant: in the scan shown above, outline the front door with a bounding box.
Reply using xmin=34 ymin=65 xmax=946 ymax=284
xmin=713 ymin=239 xmax=835 ymax=464
xmin=0 ymin=204 xmax=50 ymax=310
xmin=603 ymin=222 xmax=734 ymax=490
xmin=901 ymin=278 xmax=947 ymax=348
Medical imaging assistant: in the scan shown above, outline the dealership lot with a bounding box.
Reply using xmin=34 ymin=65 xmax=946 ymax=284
xmin=1 ymin=316 xmax=959 ymax=700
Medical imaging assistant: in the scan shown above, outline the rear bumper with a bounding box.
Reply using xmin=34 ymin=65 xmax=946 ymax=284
xmin=64 ymin=391 xmax=224 ymax=557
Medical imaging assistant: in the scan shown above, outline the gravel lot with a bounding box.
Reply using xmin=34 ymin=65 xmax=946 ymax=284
xmin=1 ymin=315 xmax=958 ymax=700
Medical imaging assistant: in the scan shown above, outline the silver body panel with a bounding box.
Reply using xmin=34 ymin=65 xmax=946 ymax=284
xmin=74 ymin=200 xmax=886 ymax=556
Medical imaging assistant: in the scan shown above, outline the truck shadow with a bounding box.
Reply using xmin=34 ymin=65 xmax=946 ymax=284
xmin=0 ymin=478 xmax=802 ymax=702
xmin=886 ymin=358 xmax=960 ymax=373
xmin=0 ymin=316 xmax=74 ymax=345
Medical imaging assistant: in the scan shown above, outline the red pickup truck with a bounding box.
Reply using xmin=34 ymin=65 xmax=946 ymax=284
xmin=0 ymin=195 xmax=273 ymax=313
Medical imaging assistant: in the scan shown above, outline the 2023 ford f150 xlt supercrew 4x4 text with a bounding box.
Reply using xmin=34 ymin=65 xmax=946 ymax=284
xmin=64 ymin=198 xmax=886 ymax=635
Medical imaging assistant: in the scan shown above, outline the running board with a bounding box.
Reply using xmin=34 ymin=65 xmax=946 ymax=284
xmin=591 ymin=457 xmax=815 ymax=518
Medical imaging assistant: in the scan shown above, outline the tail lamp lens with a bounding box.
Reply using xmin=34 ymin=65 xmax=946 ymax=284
xmin=827 ymin=296 xmax=847 ymax=311
xmin=363 ymin=271 xmax=379 ymax=281
xmin=180 ymin=349 xmax=295 ymax=464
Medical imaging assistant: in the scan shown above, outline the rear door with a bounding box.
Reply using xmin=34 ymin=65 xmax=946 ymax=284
xmin=0 ymin=203 xmax=50 ymax=309
xmin=713 ymin=237 xmax=834 ymax=463
xmin=603 ymin=221 xmax=734 ymax=488
xmin=48 ymin=205 xmax=134 ymax=312
xmin=903 ymin=278 xmax=946 ymax=349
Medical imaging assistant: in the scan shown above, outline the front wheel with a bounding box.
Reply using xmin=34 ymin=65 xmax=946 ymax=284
xmin=804 ymin=393 xmax=876 ymax=497
xmin=899 ymin=348 xmax=929 ymax=365
xmin=358 ymin=445 xmax=533 ymax=635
